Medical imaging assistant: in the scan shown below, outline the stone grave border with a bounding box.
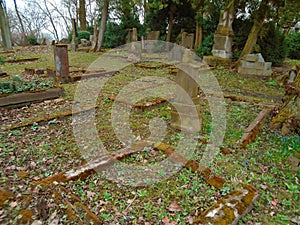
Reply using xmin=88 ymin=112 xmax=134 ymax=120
xmin=0 ymin=87 xmax=64 ymax=108
xmin=5 ymin=57 xmax=39 ymax=63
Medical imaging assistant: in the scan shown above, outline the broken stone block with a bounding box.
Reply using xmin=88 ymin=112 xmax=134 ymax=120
xmin=203 ymin=55 xmax=231 ymax=67
xmin=193 ymin=184 xmax=258 ymax=225
xmin=238 ymin=53 xmax=272 ymax=76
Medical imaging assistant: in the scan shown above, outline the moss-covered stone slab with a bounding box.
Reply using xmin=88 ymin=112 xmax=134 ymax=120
xmin=70 ymin=70 xmax=117 ymax=81
xmin=5 ymin=57 xmax=39 ymax=63
xmin=154 ymin=142 xmax=226 ymax=189
xmin=0 ymin=88 xmax=64 ymax=108
xmin=193 ymin=184 xmax=258 ymax=225
xmin=239 ymin=108 xmax=271 ymax=148
xmin=203 ymin=56 xmax=231 ymax=67
xmin=52 ymin=185 xmax=102 ymax=225
xmin=32 ymin=140 xmax=152 ymax=188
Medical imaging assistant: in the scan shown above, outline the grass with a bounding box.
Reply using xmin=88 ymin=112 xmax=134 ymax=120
xmin=0 ymin=45 xmax=299 ymax=224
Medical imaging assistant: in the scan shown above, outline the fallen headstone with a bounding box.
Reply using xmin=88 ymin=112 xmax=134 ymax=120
xmin=193 ymin=184 xmax=258 ymax=225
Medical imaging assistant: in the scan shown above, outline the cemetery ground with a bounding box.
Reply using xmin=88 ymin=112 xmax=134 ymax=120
xmin=0 ymin=45 xmax=299 ymax=224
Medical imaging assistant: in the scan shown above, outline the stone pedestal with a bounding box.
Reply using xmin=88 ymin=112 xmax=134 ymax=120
xmin=212 ymin=34 xmax=233 ymax=59
xmin=170 ymin=65 xmax=202 ymax=133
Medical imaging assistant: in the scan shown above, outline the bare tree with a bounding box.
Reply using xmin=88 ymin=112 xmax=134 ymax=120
xmin=13 ymin=0 xmax=27 ymax=45
xmin=95 ymin=0 xmax=109 ymax=52
xmin=79 ymin=0 xmax=87 ymax=30
xmin=29 ymin=0 xmax=60 ymax=41
xmin=49 ymin=1 xmax=71 ymax=35
xmin=0 ymin=0 xmax=12 ymax=49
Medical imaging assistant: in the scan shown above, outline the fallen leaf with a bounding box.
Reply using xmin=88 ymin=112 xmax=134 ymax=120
xmin=168 ymin=200 xmax=182 ymax=212
xmin=86 ymin=191 xmax=96 ymax=198
xmin=162 ymin=216 xmax=176 ymax=225
xmin=9 ymin=201 xmax=18 ymax=208
xmin=289 ymin=217 xmax=300 ymax=224
xmin=31 ymin=220 xmax=43 ymax=225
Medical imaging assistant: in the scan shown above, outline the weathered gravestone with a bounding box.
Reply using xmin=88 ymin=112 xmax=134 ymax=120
xmin=238 ymin=53 xmax=272 ymax=76
xmin=170 ymin=62 xmax=205 ymax=133
xmin=142 ymin=30 xmax=160 ymax=52
xmin=126 ymin=28 xmax=138 ymax=43
xmin=54 ymin=44 xmax=70 ymax=83
xmin=181 ymin=32 xmax=194 ymax=50
xmin=169 ymin=45 xmax=183 ymax=62
xmin=127 ymin=28 xmax=141 ymax=62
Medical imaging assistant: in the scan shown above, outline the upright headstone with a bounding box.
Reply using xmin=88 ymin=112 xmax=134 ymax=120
xmin=126 ymin=28 xmax=138 ymax=44
xmin=170 ymin=63 xmax=205 ymax=132
xmin=143 ymin=30 xmax=160 ymax=52
xmin=54 ymin=44 xmax=69 ymax=83
xmin=211 ymin=2 xmax=234 ymax=59
xmin=71 ymin=18 xmax=78 ymax=52
xmin=181 ymin=32 xmax=194 ymax=50
xmin=127 ymin=28 xmax=141 ymax=62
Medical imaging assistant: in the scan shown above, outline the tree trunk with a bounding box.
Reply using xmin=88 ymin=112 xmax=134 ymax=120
xmin=95 ymin=0 xmax=109 ymax=52
xmin=13 ymin=0 xmax=27 ymax=46
xmin=233 ymin=0 xmax=269 ymax=68
xmin=166 ymin=4 xmax=175 ymax=42
xmin=194 ymin=16 xmax=203 ymax=50
xmin=0 ymin=1 xmax=12 ymax=50
xmin=143 ymin=0 xmax=147 ymax=22
xmin=79 ymin=0 xmax=87 ymax=31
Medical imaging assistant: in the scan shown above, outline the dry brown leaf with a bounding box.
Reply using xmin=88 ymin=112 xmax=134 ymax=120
xmin=162 ymin=216 xmax=176 ymax=225
xmin=168 ymin=200 xmax=182 ymax=212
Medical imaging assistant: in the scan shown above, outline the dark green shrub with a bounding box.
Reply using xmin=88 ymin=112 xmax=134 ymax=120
xmin=103 ymin=21 xmax=127 ymax=48
xmin=196 ymin=33 xmax=214 ymax=58
xmin=78 ymin=31 xmax=91 ymax=44
xmin=27 ymin=36 xmax=39 ymax=45
xmin=0 ymin=55 xmax=4 ymax=65
xmin=232 ymin=16 xmax=253 ymax=60
xmin=257 ymin=22 xmax=287 ymax=66
xmin=286 ymin=31 xmax=300 ymax=59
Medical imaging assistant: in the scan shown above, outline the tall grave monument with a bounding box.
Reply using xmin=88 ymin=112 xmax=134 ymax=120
xmin=204 ymin=1 xmax=235 ymax=67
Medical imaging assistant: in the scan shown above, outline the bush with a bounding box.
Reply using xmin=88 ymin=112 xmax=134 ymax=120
xmin=286 ymin=31 xmax=300 ymax=59
xmin=0 ymin=55 xmax=4 ymax=65
xmin=103 ymin=21 xmax=127 ymax=48
xmin=257 ymin=22 xmax=287 ymax=66
xmin=196 ymin=33 xmax=214 ymax=58
xmin=78 ymin=31 xmax=91 ymax=44
xmin=27 ymin=36 xmax=39 ymax=45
